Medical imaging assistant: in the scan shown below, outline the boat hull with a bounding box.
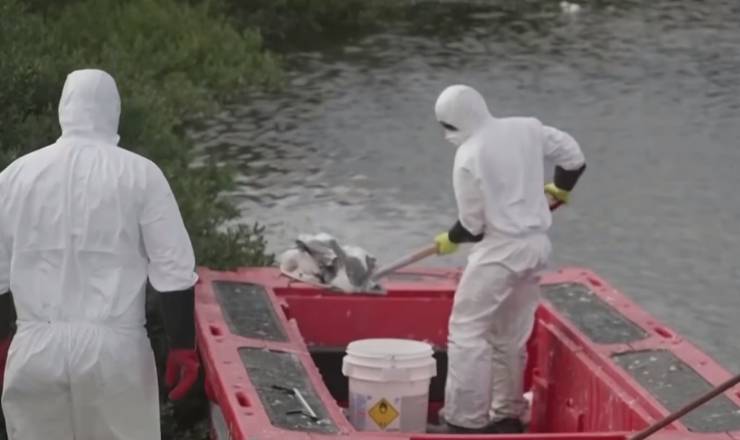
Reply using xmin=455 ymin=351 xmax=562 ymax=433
xmin=195 ymin=266 xmax=740 ymax=439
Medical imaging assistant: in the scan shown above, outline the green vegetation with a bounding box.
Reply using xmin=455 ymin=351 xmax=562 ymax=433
xmin=2 ymin=0 xmax=280 ymax=438
xmin=1 ymin=0 xmax=279 ymax=270
xmin=1 ymin=0 xmax=408 ymax=438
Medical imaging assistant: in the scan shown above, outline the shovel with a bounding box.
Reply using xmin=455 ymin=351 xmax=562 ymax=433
xmin=368 ymin=244 xmax=439 ymax=284
xmin=283 ymin=198 xmax=565 ymax=293
xmin=367 ymin=199 xmax=564 ymax=286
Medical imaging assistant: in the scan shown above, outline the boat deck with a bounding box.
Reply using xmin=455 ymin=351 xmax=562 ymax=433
xmin=195 ymin=266 xmax=740 ymax=440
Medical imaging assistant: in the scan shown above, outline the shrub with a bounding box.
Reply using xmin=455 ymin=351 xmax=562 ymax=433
xmin=1 ymin=0 xmax=279 ymax=438
xmin=1 ymin=0 xmax=279 ymax=270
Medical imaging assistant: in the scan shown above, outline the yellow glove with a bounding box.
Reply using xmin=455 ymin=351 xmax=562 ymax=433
xmin=434 ymin=232 xmax=459 ymax=255
xmin=544 ymin=182 xmax=570 ymax=204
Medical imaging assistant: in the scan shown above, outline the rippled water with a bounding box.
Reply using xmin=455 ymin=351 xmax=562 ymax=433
xmin=192 ymin=0 xmax=740 ymax=369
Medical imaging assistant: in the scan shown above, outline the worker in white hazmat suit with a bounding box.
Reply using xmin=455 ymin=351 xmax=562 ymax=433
xmin=427 ymin=85 xmax=585 ymax=434
xmin=0 ymin=69 xmax=200 ymax=439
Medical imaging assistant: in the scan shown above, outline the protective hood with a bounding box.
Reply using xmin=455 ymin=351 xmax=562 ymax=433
xmin=58 ymin=69 xmax=121 ymax=144
xmin=434 ymin=85 xmax=492 ymax=146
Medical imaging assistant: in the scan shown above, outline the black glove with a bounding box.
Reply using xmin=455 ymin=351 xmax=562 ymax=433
xmin=157 ymin=286 xmax=195 ymax=349
xmin=448 ymin=220 xmax=484 ymax=244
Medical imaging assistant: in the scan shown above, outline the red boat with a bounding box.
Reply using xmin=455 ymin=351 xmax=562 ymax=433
xmin=195 ymin=266 xmax=740 ymax=440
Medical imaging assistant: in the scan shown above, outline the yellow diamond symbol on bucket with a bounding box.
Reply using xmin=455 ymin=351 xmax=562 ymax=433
xmin=368 ymin=398 xmax=399 ymax=429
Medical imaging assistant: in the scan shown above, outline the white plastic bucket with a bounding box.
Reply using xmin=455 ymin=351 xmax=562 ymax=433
xmin=342 ymin=338 xmax=437 ymax=432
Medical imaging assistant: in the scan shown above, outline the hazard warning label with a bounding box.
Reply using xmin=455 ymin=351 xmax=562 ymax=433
xmin=368 ymin=398 xmax=399 ymax=429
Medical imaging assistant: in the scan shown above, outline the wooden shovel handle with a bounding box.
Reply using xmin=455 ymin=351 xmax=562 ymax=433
xmin=371 ymin=199 xmax=559 ymax=282
xmin=370 ymin=244 xmax=438 ymax=281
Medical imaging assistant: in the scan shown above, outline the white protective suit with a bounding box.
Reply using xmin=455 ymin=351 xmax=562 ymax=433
xmin=0 ymin=69 xmax=198 ymax=439
xmin=435 ymin=85 xmax=585 ymax=429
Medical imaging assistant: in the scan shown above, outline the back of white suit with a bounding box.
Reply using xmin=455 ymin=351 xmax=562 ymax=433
xmin=455 ymin=116 xmax=570 ymax=271
xmin=0 ymin=69 xmax=196 ymax=440
xmin=473 ymin=117 xmax=553 ymax=238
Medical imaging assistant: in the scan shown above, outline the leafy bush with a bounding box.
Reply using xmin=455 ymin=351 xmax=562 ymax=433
xmin=1 ymin=0 xmax=279 ymax=438
xmin=1 ymin=0 xmax=408 ymax=438
xmin=1 ymin=0 xmax=279 ymax=270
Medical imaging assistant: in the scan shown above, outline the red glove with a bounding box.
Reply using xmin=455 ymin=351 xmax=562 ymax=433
xmin=0 ymin=337 xmax=11 ymax=388
xmin=165 ymin=349 xmax=200 ymax=400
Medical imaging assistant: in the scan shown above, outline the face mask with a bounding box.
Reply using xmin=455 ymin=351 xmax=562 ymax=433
xmin=444 ymin=130 xmax=466 ymax=146
xmin=440 ymin=121 xmax=465 ymax=146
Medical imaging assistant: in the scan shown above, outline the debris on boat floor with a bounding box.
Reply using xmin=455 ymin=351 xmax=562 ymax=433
xmin=542 ymin=283 xmax=647 ymax=344
xmin=240 ymin=347 xmax=339 ymax=433
xmin=613 ymin=349 xmax=740 ymax=432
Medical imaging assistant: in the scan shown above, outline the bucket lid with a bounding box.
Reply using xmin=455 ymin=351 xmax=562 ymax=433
xmin=343 ymin=338 xmax=437 ymax=381
xmin=346 ymin=338 xmax=433 ymax=361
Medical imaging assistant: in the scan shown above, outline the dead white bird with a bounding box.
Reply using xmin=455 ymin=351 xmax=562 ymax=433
xmin=280 ymin=233 xmax=381 ymax=293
